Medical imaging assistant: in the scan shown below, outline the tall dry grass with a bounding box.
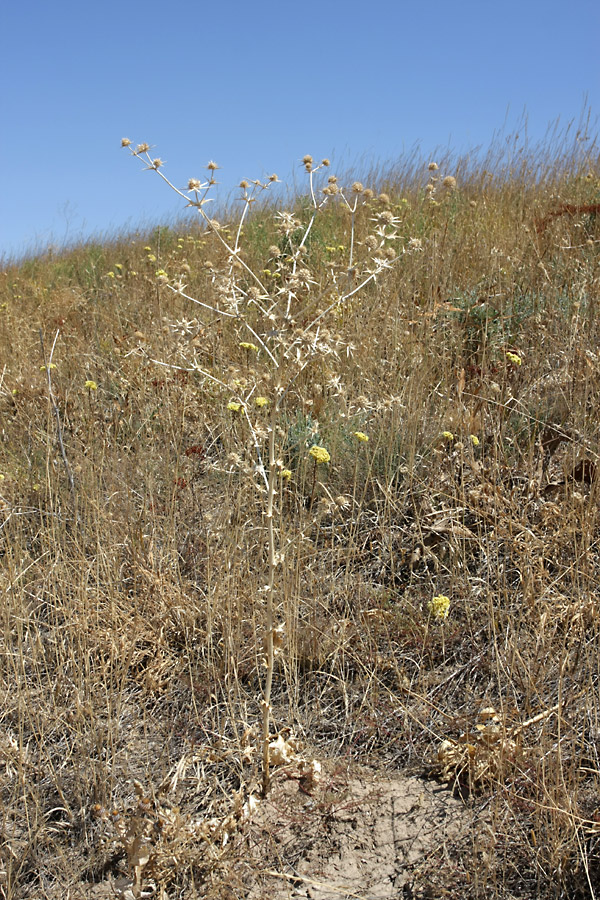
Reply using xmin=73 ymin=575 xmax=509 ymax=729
xmin=0 ymin=123 xmax=599 ymax=897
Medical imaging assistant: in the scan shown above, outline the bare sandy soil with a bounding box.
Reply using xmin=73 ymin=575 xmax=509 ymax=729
xmin=245 ymin=764 xmax=475 ymax=900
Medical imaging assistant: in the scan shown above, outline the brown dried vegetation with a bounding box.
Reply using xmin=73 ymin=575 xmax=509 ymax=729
xmin=0 ymin=127 xmax=600 ymax=897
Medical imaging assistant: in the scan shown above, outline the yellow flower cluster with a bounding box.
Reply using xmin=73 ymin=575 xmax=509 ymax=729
xmin=428 ymin=595 xmax=451 ymax=620
xmin=254 ymin=396 xmax=269 ymax=407
xmin=506 ymin=351 xmax=522 ymax=366
xmin=239 ymin=342 xmax=259 ymax=352
xmin=353 ymin=431 xmax=369 ymax=442
xmin=309 ymin=446 xmax=330 ymax=464
xmin=227 ymin=401 xmax=244 ymax=413
xmin=85 ymin=380 xmax=98 ymax=391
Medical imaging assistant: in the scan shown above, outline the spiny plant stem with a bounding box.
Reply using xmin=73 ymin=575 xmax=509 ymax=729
xmin=261 ymin=403 xmax=278 ymax=797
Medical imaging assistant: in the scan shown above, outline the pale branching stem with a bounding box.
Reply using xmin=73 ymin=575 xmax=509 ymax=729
xmin=284 ymin=266 xmax=390 ymax=359
xmin=261 ymin=404 xmax=278 ymax=796
xmin=166 ymin=286 xmax=277 ymax=366
xmin=308 ymin=169 xmax=317 ymax=209
xmin=348 ymin=200 xmax=357 ymax=270
xmin=149 ymin=357 xmax=232 ymax=393
xmin=284 ymin=170 xmax=329 ymax=318
xmin=39 ymin=329 xmax=79 ymax=526
xmin=139 ymin=153 xmax=272 ymax=297
xmin=241 ymin=323 xmax=279 ymax=368
xmin=234 ymin=196 xmax=251 ymax=253
xmin=167 ymin=284 xmax=237 ymax=318
xmin=197 ymin=205 xmax=271 ymax=294
xmin=241 ymin=405 xmax=269 ymax=491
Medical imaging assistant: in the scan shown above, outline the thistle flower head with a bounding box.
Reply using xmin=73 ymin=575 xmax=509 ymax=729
xmin=352 ymin=182 xmax=364 ymax=194
xmin=187 ymin=178 xmax=202 ymax=191
xmin=121 ymin=138 xmax=132 ymax=147
xmin=206 ymin=160 xmax=220 ymax=171
xmin=428 ymin=162 xmax=439 ymax=171
xmin=442 ymin=175 xmax=457 ymax=190
xmin=135 ymin=143 xmax=150 ymax=154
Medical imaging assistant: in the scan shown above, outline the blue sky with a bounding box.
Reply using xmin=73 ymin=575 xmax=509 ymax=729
xmin=2 ymin=0 xmax=598 ymax=262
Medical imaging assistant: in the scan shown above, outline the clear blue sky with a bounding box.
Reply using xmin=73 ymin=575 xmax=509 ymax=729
xmin=2 ymin=0 xmax=598 ymax=262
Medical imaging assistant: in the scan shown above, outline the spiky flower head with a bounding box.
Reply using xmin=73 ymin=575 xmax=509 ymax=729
xmin=309 ymin=445 xmax=330 ymax=464
xmin=135 ymin=143 xmax=150 ymax=154
xmin=442 ymin=175 xmax=457 ymax=190
xmin=121 ymin=138 xmax=132 ymax=147
xmin=321 ymin=158 xmax=330 ymax=166
xmin=428 ymin=162 xmax=439 ymax=171
xmin=268 ymin=173 xmax=279 ymax=182
xmin=428 ymin=594 xmax=450 ymax=620
xmin=188 ymin=178 xmax=202 ymax=191
xmin=206 ymin=160 xmax=220 ymax=171
xmin=352 ymin=182 xmax=364 ymax=194
xmin=302 ymin=155 xmax=313 ymax=166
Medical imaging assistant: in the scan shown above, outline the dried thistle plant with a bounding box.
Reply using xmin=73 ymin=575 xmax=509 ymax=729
xmin=123 ymin=139 xmax=401 ymax=796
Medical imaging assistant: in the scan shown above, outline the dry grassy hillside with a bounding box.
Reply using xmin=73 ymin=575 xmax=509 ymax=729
xmin=0 ymin=132 xmax=599 ymax=898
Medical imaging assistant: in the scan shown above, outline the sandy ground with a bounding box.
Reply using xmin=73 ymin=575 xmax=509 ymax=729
xmin=245 ymin=764 xmax=473 ymax=900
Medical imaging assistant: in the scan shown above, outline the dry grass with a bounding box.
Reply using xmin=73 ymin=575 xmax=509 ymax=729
xmin=1 ymin=125 xmax=600 ymax=898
